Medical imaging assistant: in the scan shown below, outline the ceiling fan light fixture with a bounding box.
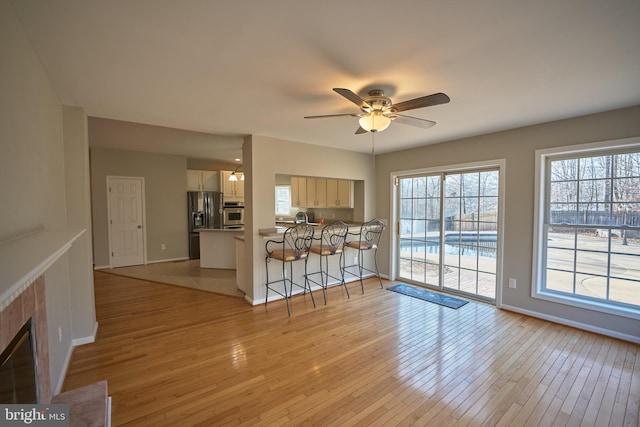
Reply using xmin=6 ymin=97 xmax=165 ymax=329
xmin=359 ymin=112 xmax=391 ymax=133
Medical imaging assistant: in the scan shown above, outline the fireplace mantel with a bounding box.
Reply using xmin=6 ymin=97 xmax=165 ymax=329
xmin=0 ymin=228 xmax=85 ymax=311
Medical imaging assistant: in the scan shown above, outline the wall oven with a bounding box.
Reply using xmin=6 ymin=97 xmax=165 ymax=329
xmin=223 ymin=207 xmax=244 ymax=227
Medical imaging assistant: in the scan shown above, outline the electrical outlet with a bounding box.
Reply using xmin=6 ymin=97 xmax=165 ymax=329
xmin=353 ymin=257 xmax=358 ymax=265
xmin=161 ymin=243 xmax=166 ymax=250
xmin=58 ymin=326 xmax=62 ymax=343
xmin=509 ymin=278 xmax=517 ymax=289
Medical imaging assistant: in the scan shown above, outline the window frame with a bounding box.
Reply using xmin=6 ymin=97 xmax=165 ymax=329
xmin=532 ymin=136 xmax=640 ymax=320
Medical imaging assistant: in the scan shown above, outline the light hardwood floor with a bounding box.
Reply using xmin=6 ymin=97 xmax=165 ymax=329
xmin=63 ymin=271 xmax=640 ymax=426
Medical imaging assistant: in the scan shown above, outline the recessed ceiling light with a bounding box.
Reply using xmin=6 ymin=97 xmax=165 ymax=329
xmin=234 ymin=158 xmax=241 ymax=162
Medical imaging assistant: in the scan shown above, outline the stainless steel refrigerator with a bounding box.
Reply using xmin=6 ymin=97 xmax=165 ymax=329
xmin=187 ymin=191 xmax=223 ymax=259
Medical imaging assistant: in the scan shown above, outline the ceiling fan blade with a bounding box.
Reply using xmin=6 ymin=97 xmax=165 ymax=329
xmin=355 ymin=126 xmax=368 ymax=134
xmin=333 ymin=88 xmax=371 ymax=110
xmin=392 ymin=92 xmax=450 ymax=112
xmin=392 ymin=114 xmax=436 ymax=129
xmin=304 ymin=113 xmax=357 ymax=119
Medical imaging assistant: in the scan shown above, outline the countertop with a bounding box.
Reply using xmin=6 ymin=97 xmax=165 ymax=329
xmin=259 ymin=222 xmax=363 ymax=237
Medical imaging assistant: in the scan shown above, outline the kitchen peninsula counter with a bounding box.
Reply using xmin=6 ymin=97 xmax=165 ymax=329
xmin=259 ymin=222 xmax=363 ymax=238
xmin=198 ymin=228 xmax=244 ymax=269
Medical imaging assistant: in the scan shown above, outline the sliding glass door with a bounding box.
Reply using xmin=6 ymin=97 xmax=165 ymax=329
xmin=398 ymin=168 xmax=500 ymax=301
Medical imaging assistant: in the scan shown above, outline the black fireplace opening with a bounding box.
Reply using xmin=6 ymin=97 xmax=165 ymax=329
xmin=0 ymin=318 xmax=38 ymax=403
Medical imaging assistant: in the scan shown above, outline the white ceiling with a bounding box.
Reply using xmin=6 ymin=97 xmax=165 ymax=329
xmin=12 ymin=0 xmax=640 ymax=161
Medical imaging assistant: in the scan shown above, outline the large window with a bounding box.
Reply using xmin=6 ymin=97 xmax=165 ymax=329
xmin=533 ymin=138 xmax=640 ymax=319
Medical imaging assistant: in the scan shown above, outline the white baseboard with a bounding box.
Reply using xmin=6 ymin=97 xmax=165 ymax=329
xmin=55 ymin=322 xmax=99 ymax=395
xmin=500 ymin=303 xmax=640 ymax=344
xmin=95 ymin=258 xmax=190 ymax=271
xmin=54 ymin=343 xmax=74 ymax=395
xmin=72 ymin=321 xmax=98 ymax=346
xmin=146 ymin=257 xmax=190 ymax=264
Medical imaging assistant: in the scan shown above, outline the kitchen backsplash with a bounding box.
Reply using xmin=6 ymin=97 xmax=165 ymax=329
xmin=279 ymin=207 xmax=354 ymax=223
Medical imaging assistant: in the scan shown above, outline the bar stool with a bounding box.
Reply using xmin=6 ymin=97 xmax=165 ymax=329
xmin=342 ymin=218 xmax=385 ymax=293
xmin=307 ymin=221 xmax=349 ymax=304
xmin=265 ymin=223 xmax=315 ymax=316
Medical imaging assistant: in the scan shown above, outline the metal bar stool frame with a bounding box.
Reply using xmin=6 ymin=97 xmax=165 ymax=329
xmin=305 ymin=221 xmax=350 ymax=304
xmin=265 ymin=223 xmax=316 ymax=316
xmin=341 ymin=218 xmax=385 ymax=293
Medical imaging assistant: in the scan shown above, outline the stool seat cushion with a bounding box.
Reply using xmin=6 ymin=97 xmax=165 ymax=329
xmin=268 ymin=249 xmax=308 ymax=262
xmin=346 ymin=241 xmax=377 ymax=250
xmin=310 ymin=246 xmax=343 ymax=256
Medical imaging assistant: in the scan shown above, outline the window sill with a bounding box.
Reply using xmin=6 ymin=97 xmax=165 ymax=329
xmin=533 ymin=288 xmax=640 ymax=320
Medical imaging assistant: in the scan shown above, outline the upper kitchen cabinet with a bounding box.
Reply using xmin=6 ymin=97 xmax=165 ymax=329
xmin=187 ymin=169 xmax=218 ymax=191
xmin=291 ymin=176 xmax=307 ymax=207
xmin=326 ymin=179 xmax=352 ymax=208
xmin=221 ymin=170 xmax=244 ymax=200
xmin=307 ymin=178 xmax=327 ymax=208
xmin=290 ymin=176 xmax=352 ymax=208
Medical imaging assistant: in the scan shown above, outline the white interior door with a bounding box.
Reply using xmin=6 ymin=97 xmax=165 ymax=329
xmin=108 ymin=176 xmax=145 ymax=268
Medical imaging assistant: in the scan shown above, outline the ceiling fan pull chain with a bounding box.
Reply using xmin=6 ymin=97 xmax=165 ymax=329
xmin=371 ymin=131 xmax=376 ymax=169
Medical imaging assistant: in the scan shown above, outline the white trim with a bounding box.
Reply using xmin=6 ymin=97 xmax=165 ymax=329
xmin=146 ymin=257 xmax=190 ymax=264
xmin=389 ymin=159 xmax=506 ymax=305
xmin=56 ymin=322 xmax=99 ymax=395
xmin=72 ymin=321 xmax=98 ymax=346
xmin=532 ymin=136 xmax=640 ymax=320
xmin=500 ymin=303 xmax=640 ymax=344
xmin=54 ymin=343 xmax=74 ymax=395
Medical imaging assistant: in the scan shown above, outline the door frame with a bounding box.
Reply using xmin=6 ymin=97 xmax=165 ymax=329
xmin=389 ymin=159 xmax=507 ymax=307
xmin=106 ymin=175 xmax=147 ymax=268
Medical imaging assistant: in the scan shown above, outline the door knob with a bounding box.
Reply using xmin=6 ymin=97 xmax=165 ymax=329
xmin=137 ymin=225 xmax=142 ymax=229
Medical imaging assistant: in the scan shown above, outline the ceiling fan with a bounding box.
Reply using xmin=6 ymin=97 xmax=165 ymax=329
xmin=304 ymin=88 xmax=450 ymax=134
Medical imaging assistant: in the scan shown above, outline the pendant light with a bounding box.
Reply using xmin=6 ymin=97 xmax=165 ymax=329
xmin=229 ymin=164 xmax=243 ymax=181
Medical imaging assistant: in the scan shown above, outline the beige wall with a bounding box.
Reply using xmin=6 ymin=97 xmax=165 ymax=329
xmin=63 ymin=106 xmax=98 ymax=344
xmin=1 ymin=0 xmax=96 ymax=393
xmin=243 ymin=135 xmax=378 ymax=303
xmin=375 ymin=105 xmax=640 ymax=340
xmin=90 ymin=147 xmax=189 ymax=267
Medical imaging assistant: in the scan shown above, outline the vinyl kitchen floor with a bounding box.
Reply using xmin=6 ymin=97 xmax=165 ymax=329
xmin=100 ymin=259 xmax=245 ymax=298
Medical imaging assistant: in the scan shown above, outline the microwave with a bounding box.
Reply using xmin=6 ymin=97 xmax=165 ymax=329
xmin=223 ymin=207 xmax=244 ymax=226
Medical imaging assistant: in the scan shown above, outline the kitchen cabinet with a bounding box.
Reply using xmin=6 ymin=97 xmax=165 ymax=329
xmin=221 ymin=171 xmax=244 ymax=200
xmin=326 ymin=179 xmax=352 ymax=208
xmin=187 ymin=169 xmax=218 ymax=191
xmin=291 ymin=177 xmax=307 ymax=207
xmin=291 ymin=176 xmax=352 ymax=208
xmin=306 ymin=178 xmax=327 ymax=208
